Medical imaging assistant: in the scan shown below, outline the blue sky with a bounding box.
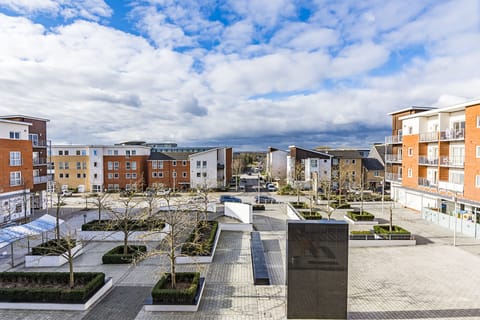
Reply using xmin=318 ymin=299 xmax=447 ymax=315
xmin=0 ymin=0 xmax=479 ymax=151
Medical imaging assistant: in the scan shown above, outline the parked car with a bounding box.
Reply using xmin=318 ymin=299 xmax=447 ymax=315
xmin=61 ymin=190 xmax=73 ymax=197
xmin=254 ymin=195 xmax=277 ymax=204
xmin=219 ymin=195 xmax=242 ymax=203
xmin=267 ymin=184 xmax=277 ymax=192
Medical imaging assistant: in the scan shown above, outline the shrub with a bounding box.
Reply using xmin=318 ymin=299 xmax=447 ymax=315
xmin=253 ymin=204 xmax=265 ymax=211
xmin=181 ymin=221 xmax=219 ymax=256
xmin=102 ymin=245 xmax=147 ymax=264
xmin=350 ymin=230 xmax=372 ymax=235
xmin=0 ymin=272 xmax=105 ymax=303
xmin=81 ymin=219 xmax=165 ymax=231
xmin=152 ymin=272 xmax=200 ymax=305
xmin=347 ymin=211 xmax=375 ymax=221
xmin=290 ymin=202 xmax=307 ymax=209
xmin=31 ymin=238 xmax=77 ymax=256
xmin=299 ymin=211 xmax=323 ymax=220
xmin=374 ymin=225 xmax=410 ymax=234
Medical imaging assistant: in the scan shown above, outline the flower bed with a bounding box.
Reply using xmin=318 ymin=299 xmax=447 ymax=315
xmin=0 ymin=272 xmax=104 ymax=303
xmin=299 ymin=211 xmax=323 ymax=220
xmin=181 ymin=221 xmax=218 ymax=256
xmin=102 ymin=245 xmax=147 ymax=264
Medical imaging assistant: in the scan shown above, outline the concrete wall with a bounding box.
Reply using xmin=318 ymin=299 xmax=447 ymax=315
xmin=224 ymin=202 xmax=252 ymax=224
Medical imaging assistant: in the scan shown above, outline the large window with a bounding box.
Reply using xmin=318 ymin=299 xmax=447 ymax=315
xmin=107 ymin=161 xmax=113 ymax=170
xmin=310 ymin=159 xmax=318 ymax=167
xmin=131 ymin=161 xmax=137 ymax=170
xmin=10 ymin=171 xmax=21 ymax=186
xmin=9 ymin=131 xmax=20 ymax=139
xmin=28 ymin=133 xmax=38 ymax=146
xmin=9 ymin=152 xmax=21 ymax=166
xmin=113 ymin=161 xmax=119 ymax=170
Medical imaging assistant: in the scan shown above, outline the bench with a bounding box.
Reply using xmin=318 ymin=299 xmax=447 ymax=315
xmin=250 ymin=231 xmax=270 ymax=285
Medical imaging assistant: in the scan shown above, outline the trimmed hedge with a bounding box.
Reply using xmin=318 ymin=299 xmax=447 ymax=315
xmin=374 ymin=225 xmax=411 ymax=235
xmin=152 ymin=272 xmax=200 ymax=305
xmin=252 ymin=204 xmax=265 ymax=211
xmin=31 ymin=238 xmax=77 ymax=256
xmin=299 ymin=211 xmax=323 ymax=220
xmin=181 ymin=221 xmax=218 ymax=256
xmin=290 ymin=202 xmax=307 ymax=209
xmin=0 ymin=272 xmax=105 ymax=303
xmin=102 ymin=245 xmax=147 ymax=264
xmin=347 ymin=211 xmax=375 ymax=221
xmin=81 ymin=219 xmax=165 ymax=231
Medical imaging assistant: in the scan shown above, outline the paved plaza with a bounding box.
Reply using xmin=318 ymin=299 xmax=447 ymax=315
xmin=0 ymin=195 xmax=480 ymax=320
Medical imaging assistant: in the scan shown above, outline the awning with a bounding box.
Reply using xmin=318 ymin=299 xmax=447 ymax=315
xmin=0 ymin=214 xmax=63 ymax=249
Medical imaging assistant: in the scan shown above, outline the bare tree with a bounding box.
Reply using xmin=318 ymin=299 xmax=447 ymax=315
xmin=90 ymin=192 xmax=111 ymax=221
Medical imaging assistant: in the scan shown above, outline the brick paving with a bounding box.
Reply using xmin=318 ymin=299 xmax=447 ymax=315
xmin=1 ymin=198 xmax=480 ymax=319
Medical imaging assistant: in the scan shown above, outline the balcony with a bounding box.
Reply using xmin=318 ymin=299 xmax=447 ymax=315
xmin=31 ymin=140 xmax=48 ymax=148
xmin=385 ymin=154 xmax=402 ymax=163
xmin=418 ymin=156 xmax=438 ymax=166
xmin=386 ymin=172 xmax=402 ymax=183
xmin=385 ymin=135 xmax=403 ymax=144
xmin=439 ymin=129 xmax=464 ymax=141
xmin=438 ymin=180 xmax=463 ymax=193
xmin=418 ymin=177 xmax=437 ymax=188
xmin=33 ymin=158 xmax=48 ymax=165
xmin=34 ymin=175 xmax=52 ymax=184
xmin=419 ymin=131 xmax=439 ymax=142
xmin=439 ymin=156 xmax=464 ymax=168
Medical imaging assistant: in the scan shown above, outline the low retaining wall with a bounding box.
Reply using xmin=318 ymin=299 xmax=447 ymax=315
xmin=343 ymin=215 xmax=379 ymax=225
xmin=175 ymin=226 xmax=221 ymax=264
xmin=77 ymin=224 xmax=170 ymax=242
xmin=349 ymin=239 xmax=416 ymax=247
xmin=224 ymin=202 xmax=252 ymax=223
xmin=25 ymin=244 xmax=83 ymax=267
xmin=144 ymin=278 xmax=205 ymax=312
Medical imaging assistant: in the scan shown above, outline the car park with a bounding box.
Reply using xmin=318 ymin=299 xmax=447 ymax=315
xmin=254 ymin=195 xmax=277 ymax=204
xmin=219 ymin=195 xmax=242 ymax=203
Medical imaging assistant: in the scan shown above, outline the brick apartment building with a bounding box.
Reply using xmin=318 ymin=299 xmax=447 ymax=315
xmin=386 ymin=100 xmax=480 ymax=219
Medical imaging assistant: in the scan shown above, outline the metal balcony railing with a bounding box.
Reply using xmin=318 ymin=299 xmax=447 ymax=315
xmin=439 ymin=156 xmax=464 ymax=168
xmin=31 ymin=140 xmax=48 ymax=147
xmin=440 ymin=128 xmax=465 ymax=141
xmin=438 ymin=180 xmax=464 ymax=193
xmin=385 ymin=135 xmax=403 ymax=144
xmin=418 ymin=177 xmax=437 ymax=187
xmin=33 ymin=158 xmax=48 ymax=165
xmin=418 ymin=156 xmax=438 ymax=166
xmin=419 ymin=131 xmax=439 ymax=142
xmin=34 ymin=175 xmax=53 ymax=184
xmin=386 ymin=172 xmax=402 ymax=182
xmin=385 ymin=154 xmax=402 ymax=163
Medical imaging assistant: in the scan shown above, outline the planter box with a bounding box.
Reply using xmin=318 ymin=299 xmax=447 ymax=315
xmin=349 ymin=239 xmax=417 ymax=247
xmin=78 ymin=224 xmax=170 ymax=242
xmin=344 ymin=215 xmax=379 ymax=225
xmin=0 ymin=277 xmax=112 ymax=311
xmin=25 ymin=243 xmax=83 ymax=267
xmin=176 ymin=224 xmax=221 ymax=264
xmin=144 ymin=277 xmax=205 ymax=312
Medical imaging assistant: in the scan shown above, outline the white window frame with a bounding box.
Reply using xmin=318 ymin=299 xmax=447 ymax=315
xmin=407 ymin=168 xmax=413 ymax=178
xmin=9 ymin=131 xmax=20 ymax=139
xmin=108 ymin=161 xmax=113 ymax=170
xmin=152 ymin=161 xmax=157 ymax=169
xmin=132 ymin=161 xmax=137 ymax=170
xmin=10 ymin=171 xmax=21 ymax=186
xmin=476 ymin=175 xmax=480 ymax=188
xmin=408 ymin=147 xmax=413 ymax=156
xmin=9 ymin=152 xmax=21 ymax=166
xmin=476 ymin=146 xmax=480 ymax=158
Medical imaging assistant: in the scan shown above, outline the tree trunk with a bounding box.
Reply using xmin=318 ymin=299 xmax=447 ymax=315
xmin=123 ymin=222 xmax=129 ymax=255
xmin=55 ymin=202 xmax=61 ymax=242
xmin=389 ymin=207 xmax=393 ymax=232
xmin=68 ymin=250 xmax=74 ymax=289
xmin=169 ymin=226 xmax=176 ymax=289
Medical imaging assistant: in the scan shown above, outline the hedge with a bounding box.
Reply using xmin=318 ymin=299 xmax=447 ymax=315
xmin=152 ymin=272 xmax=200 ymax=305
xmin=347 ymin=211 xmax=375 ymax=221
xmin=290 ymin=202 xmax=307 ymax=209
xmin=0 ymin=272 xmax=105 ymax=303
xmin=81 ymin=219 xmax=165 ymax=231
xmin=102 ymin=245 xmax=147 ymax=264
xmin=31 ymin=238 xmax=77 ymax=256
xmin=299 ymin=211 xmax=323 ymax=220
xmin=374 ymin=225 xmax=411 ymax=234
xmin=181 ymin=221 xmax=218 ymax=256
xmin=252 ymin=204 xmax=265 ymax=211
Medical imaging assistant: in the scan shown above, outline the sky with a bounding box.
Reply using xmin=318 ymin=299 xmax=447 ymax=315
xmin=0 ymin=0 xmax=479 ymax=151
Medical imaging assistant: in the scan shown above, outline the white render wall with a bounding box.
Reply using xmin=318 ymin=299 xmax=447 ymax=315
xmin=0 ymin=121 xmax=30 ymax=140
xmin=190 ymin=150 xmax=218 ymax=189
xmin=269 ymin=150 xmax=287 ymax=181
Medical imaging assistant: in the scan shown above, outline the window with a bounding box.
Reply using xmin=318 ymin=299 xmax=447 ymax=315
xmin=131 ymin=150 xmax=136 ymax=155
xmin=83 ymin=173 xmax=86 ymax=178
xmin=28 ymin=133 xmax=38 ymax=146
xmin=125 ymin=173 xmax=131 ymax=179
xmin=59 ymin=150 xmax=63 ymax=156
xmin=59 ymin=162 xmax=64 ymax=169
xmin=76 ymin=150 xmax=81 ymax=156
xmin=197 ymin=172 xmax=201 ymax=177
xmin=172 ymin=160 xmax=177 ymax=166
xmin=82 ymin=162 xmax=87 ymax=170
xmin=408 ymin=126 xmax=413 ymax=134
xmin=152 ymin=161 xmax=157 ymax=169
xmin=132 ymin=173 xmax=137 ymax=179
xmin=93 ymin=149 xmax=97 ymax=156
xmin=374 ymin=170 xmax=380 ymax=177
xmin=114 ymin=161 xmax=119 ymax=170
xmin=81 ymin=150 xmax=86 ymax=156
xmin=65 ymin=173 xmax=69 ymax=178
xmin=94 ymin=173 xmax=98 ymax=178
xmin=407 ymin=168 xmax=412 ymax=178
xmin=10 ymin=172 xmax=21 ymax=186
xmin=125 ymin=184 xmax=131 ymax=191
xmin=126 ymin=162 xmax=131 ymax=170
xmin=173 ymin=172 xmax=177 ymax=177
xmin=476 ymin=175 xmax=480 ymax=188
xmin=158 ymin=172 xmax=163 ymax=178
xmin=345 ymin=159 xmax=350 ymax=164
xmin=107 ymin=150 xmax=113 ymax=155
xmin=352 ymin=159 xmax=356 ymax=164
xmin=310 ymin=159 xmax=318 ymax=167
xmin=196 ymin=161 xmax=201 ymax=168
xmin=477 ymin=116 xmax=480 ymax=128
xmin=108 ymin=161 xmax=113 ymax=170
xmin=33 ymin=169 xmax=39 ymax=177
xmin=64 ymin=162 xmax=69 ymax=169
xmin=158 ymin=161 xmax=163 ymax=169
xmin=9 ymin=131 xmax=20 ymax=139
xmin=76 ymin=162 xmax=81 ymax=170
xmin=59 ymin=173 xmax=64 ymax=178
xmin=202 ymin=161 xmax=207 ymax=168
xmin=351 ymin=171 xmax=356 ymax=176
xmin=132 ymin=161 xmax=137 ymax=170
xmin=94 ymin=162 xmax=97 ymax=168
xmin=126 ymin=150 xmax=131 ymax=157
xmin=114 ymin=173 xmax=119 ymax=179
xmin=203 ymin=172 xmax=207 ymax=177
xmin=182 ymin=160 xmax=187 ymax=166
xmin=183 ymin=172 xmax=187 ymax=178
xmin=113 ymin=150 xmax=118 ymax=155
xmin=9 ymin=152 xmax=21 ymax=166
xmin=108 ymin=173 xmax=113 ymax=179
xmin=77 ymin=173 xmax=81 ymax=178
xmin=64 ymin=150 xmax=69 ymax=156
xmin=408 ymin=147 xmax=413 ymax=156
xmin=152 ymin=172 xmax=157 ymax=178
xmin=477 ymin=146 xmax=480 ymax=158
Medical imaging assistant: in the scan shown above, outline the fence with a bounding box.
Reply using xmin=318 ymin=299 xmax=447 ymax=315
xmin=422 ymin=207 xmax=480 ymax=239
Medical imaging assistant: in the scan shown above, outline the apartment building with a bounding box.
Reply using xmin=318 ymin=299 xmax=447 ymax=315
xmin=385 ymin=100 xmax=480 ymax=216
xmin=189 ymin=147 xmax=232 ymax=190
xmin=287 ymin=146 xmax=332 ymax=188
xmin=265 ymin=147 xmax=288 ymax=182
xmin=0 ymin=119 xmax=33 ymax=222
xmin=0 ymin=115 xmax=50 ymax=210
xmin=322 ymin=149 xmax=367 ymax=190
xmin=51 ymin=145 xmax=150 ymax=192
xmin=147 ymin=152 xmax=190 ymax=191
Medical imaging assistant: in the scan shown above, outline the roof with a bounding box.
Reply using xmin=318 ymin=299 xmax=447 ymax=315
xmin=399 ymin=99 xmax=480 ymax=120
xmin=148 ymin=152 xmax=175 ymax=161
xmin=164 ymin=152 xmax=191 ymax=161
xmin=0 ymin=119 xmax=32 ymax=126
xmin=322 ymin=149 xmax=364 ymax=159
xmin=0 ymin=115 xmax=50 ymax=122
xmin=387 ymin=106 xmax=434 ymax=116
xmin=289 ymin=145 xmax=332 ymax=159
xmin=363 ymin=158 xmax=384 ymax=171
xmin=370 ymin=144 xmax=386 ymax=163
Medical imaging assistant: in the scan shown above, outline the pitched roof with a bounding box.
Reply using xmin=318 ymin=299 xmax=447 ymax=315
xmin=363 ymin=158 xmax=384 ymax=171
xmin=148 ymin=152 xmax=175 ymax=161
xmin=323 ymin=149 xmax=364 ymax=159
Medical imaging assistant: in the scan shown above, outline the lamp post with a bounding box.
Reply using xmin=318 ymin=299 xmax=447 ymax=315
xmin=453 ymin=196 xmax=457 ymax=247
